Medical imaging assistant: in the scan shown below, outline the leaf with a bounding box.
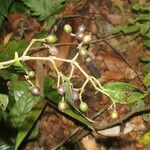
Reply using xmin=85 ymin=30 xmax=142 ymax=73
xmin=139 ymin=22 xmax=150 ymax=35
xmin=103 ymin=82 xmax=149 ymax=104
xmin=132 ymin=3 xmax=150 ymax=11
xmin=144 ymin=39 xmax=150 ymax=47
xmin=136 ymin=14 xmax=150 ymax=21
xmin=22 ymin=0 xmax=66 ymax=21
xmin=44 ymin=76 xmax=93 ymax=129
xmin=142 ymin=113 xmax=150 ymax=122
xmin=64 ymin=80 xmax=72 ymax=102
xmin=8 ymin=79 xmax=41 ymax=129
xmin=144 ymin=63 xmax=150 ymax=73
xmin=139 ymin=55 xmax=150 ymax=62
xmin=139 ymin=132 xmax=150 ymax=146
xmin=143 ymin=73 xmax=150 ymax=87
xmin=0 ymin=40 xmax=29 ymax=61
xmin=0 ymin=0 xmax=12 ymax=28
xmin=10 ymin=1 xmax=30 ymax=14
xmin=0 ymin=94 xmax=8 ymax=111
xmin=15 ymin=100 xmax=45 ymax=150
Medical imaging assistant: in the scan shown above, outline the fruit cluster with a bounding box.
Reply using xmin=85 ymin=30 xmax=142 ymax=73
xmin=57 ymin=85 xmax=88 ymax=112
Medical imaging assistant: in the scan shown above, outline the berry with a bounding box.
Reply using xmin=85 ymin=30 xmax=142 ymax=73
xmin=47 ymin=34 xmax=57 ymax=43
xmin=79 ymin=102 xmax=88 ymax=112
xmin=82 ymin=34 xmax=92 ymax=44
xmin=28 ymin=71 xmax=35 ymax=78
xmin=111 ymin=111 xmax=118 ymax=119
xmin=75 ymin=32 xmax=84 ymax=40
xmin=63 ymin=24 xmax=72 ymax=34
xmin=58 ymin=101 xmax=67 ymax=111
xmin=57 ymin=85 xmax=66 ymax=95
xmin=79 ymin=47 xmax=88 ymax=56
xmin=72 ymin=90 xmax=79 ymax=100
xmin=78 ymin=24 xmax=86 ymax=33
xmin=29 ymin=86 xmax=40 ymax=96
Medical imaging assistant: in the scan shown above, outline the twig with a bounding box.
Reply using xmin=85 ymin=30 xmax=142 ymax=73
xmin=64 ymin=104 xmax=150 ymax=145
xmin=52 ymin=105 xmax=110 ymax=150
xmin=95 ymin=104 xmax=150 ymax=131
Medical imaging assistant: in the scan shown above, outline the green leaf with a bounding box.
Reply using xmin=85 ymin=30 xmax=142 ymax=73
xmin=0 ymin=40 xmax=29 ymax=61
xmin=122 ymin=23 xmax=141 ymax=34
xmin=132 ymin=3 xmax=150 ymax=11
xmin=8 ymin=79 xmax=41 ymax=129
xmin=22 ymin=0 xmax=66 ymax=21
xmin=144 ymin=63 xmax=150 ymax=73
xmin=103 ymin=82 xmax=149 ymax=104
xmin=139 ymin=55 xmax=150 ymax=62
xmin=44 ymin=76 xmax=93 ymax=129
xmin=142 ymin=113 xmax=150 ymax=122
xmin=10 ymin=1 xmax=30 ymax=14
xmin=64 ymin=80 xmax=72 ymax=102
xmin=15 ymin=100 xmax=45 ymax=150
xmin=0 ymin=94 xmax=8 ymax=111
xmin=139 ymin=132 xmax=150 ymax=146
xmin=0 ymin=0 xmax=12 ymax=28
xmin=144 ymin=39 xmax=150 ymax=47
xmin=143 ymin=73 xmax=150 ymax=87
xmin=44 ymin=16 xmax=56 ymax=31
xmin=136 ymin=13 xmax=150 ymax=21
xmin=139 ymin=22 xmax=150 ymax=35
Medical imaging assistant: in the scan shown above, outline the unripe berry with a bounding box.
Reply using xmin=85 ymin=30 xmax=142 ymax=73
xmin=58 ymin=101 xmax=67 ymax=111
xmin=75 ymin=32 xmax=84 ymax=40
xmin=111 ymin=111 xmax=118 ymax=119
xmin=78 ymin=24 xmax=86 ymax=33
xmin=29 ymin=86 xmax=40 ymax=96
xmin=72 ymin=90 xmax=79 ymax=100
xmin=57 ymin=85 xmax=66 ymax=95
xmin=79 ymin=102 xmax=88 ymax=112
xmin=28 ymin=71 xmax=35 ymax=78
xmin=47 ymin=34 xmax=57 ymax=43
xmin=82 ymin=34 xmax=92 ymax=44
xmin=63 ymin=24 xmax=72 ymax=34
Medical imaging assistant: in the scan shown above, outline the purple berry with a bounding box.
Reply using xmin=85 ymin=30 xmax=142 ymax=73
xmin=78 ymin=24 xmax=86 ymax=33
xmin=72 ymin=90 xmax=79 ymax=100
xmin=75 ymin=32 xmax=84 ymax=40
xmin=29 ymin=86 xmax=40 ymax=96
xmin=57 ymin=85 xmax=66 ymax=95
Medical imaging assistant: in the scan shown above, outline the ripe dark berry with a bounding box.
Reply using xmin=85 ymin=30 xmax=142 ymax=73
xmin=63 ymin=24 xmax=72 ymax=33
xmin=79 ymin=102 xmax=88 ymax=112
xmin=75 ymin=32 xmax=84 ymax=40
xmin=58 ymin=100 xmax=67 ymax=111
xmin=72 ymin=90 xmax=79 ymax=100
xmin=78 ymin=24 xmax=86 ymax=33
xmin=47 ymin=34 xmax=57 ymax=43
xmin=57 ymin=85 xmax=66 ymax=95
xmin=29 ymin=86 xmax=40 ymax=96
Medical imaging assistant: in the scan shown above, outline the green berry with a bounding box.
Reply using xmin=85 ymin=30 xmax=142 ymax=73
xmin=111 ymin=111 xmax=118 ymax=119
xmin=63 ymin=24 xmax=72 ymax=34
xmin=58 ymin=101 xmax=67 ymax=112
xmin=79 ymin=102 xmax=88 ymax=112
xmin=47 ymin=34 xmax=57 ymax=43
